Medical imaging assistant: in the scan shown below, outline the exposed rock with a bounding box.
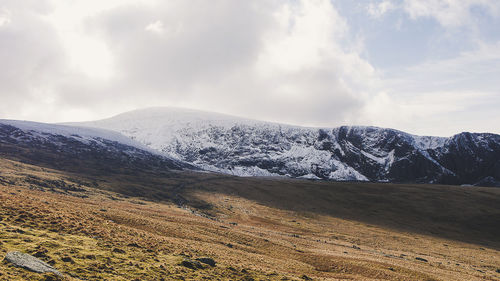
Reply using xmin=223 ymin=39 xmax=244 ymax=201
xmin=180 ymin=258 xmax=204 ymax=270
xmin=196 ymin=257 xmax=216 ymax=267
xmin=77 ymin=107 xmax=500 ymax=185
xmin=60 ymin=256 xmax=73 ymax=263
xmin=474 ymin=176 xmax=500 ymax=187
xmin=85 ymin=254 xmax=96 ymax=259
xmin=112 ymin=248 xmax=126 ymax=254
xmin=4 ymin=251 xmax=61 ymax=275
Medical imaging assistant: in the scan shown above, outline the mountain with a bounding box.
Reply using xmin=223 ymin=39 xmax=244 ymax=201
xmin=0 ymin=119 xmax=194 ymax=175
xmin=72 ymin=107 xmax=500 ymax=186
xmin=2 ymin=113 xmax=500 ymax=280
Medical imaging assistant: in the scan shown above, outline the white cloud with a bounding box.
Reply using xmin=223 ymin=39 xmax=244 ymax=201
xmin=362 ymin=90 xmax=499 ymax=136
xmin=43 ymin=1 xmax=116 ymax=79
xmin=145 ymin=20 xmax=164 ymax=34
xmin=403 ymin=0 xmax=500 ymax=27
xmin=0 ymin=8 xmax=11 ymax=27
xmin=244 ymin=0 xmax=375 ymax=125
xmin=49 ymin=0 xmax=375 ymax=127
xmin=257 ymin=0 xmax=348 ymax=73
xmin=366 ymin=0 xmax=500 ymax=27
xmin=358 ymin=0 xmax=500 ymax=135
xmin=0 ymin=0 xmax=497 ymax=136
xmin=0 ymin=0 xmax=69 ymax=122
xmin=386 ymin=41 xmax=500 ymax=93
xmin=367 ymin=0 xmax=396 ymax=18
xmin=361 ymin=41 xmax=500 ymax=136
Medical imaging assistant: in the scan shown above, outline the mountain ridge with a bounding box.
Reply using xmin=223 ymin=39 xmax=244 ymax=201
xmin=70 ymin=107 xmax=500 ymax=186
xmin=76 ymin=106 xmax=496 ymax=137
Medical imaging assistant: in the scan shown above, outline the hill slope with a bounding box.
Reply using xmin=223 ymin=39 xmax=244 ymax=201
xmin=75 ymin=107 xmax=500 ymax=185
xmin=0 ymin=119 xmax=194 ymax=175
xmin=1 ymin=154 xmax=499 ymax=280
xmin=1 ymin=120 xmax=499 ymax=280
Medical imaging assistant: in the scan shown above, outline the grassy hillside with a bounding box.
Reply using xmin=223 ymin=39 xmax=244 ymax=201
xmin=1 ymin=157 xmax=499 ymax=280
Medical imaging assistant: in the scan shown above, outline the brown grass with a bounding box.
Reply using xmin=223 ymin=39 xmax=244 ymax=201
xmin=0 ymin=158 xmax=499 ymax=280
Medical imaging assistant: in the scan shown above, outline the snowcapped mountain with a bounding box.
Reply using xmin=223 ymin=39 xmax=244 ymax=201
xmin=72 ymin=107 xmax=500 ymax=186
xmin=0 ymin=119 xmax=193 ymax=173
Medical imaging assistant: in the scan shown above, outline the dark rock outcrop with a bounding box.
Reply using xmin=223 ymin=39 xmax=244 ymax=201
xmin=196 ymin=257 xmax=216 ymax=267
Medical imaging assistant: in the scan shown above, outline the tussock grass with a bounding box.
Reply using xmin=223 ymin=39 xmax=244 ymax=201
xmin=0 ymin=158 xmax=499 ymax=280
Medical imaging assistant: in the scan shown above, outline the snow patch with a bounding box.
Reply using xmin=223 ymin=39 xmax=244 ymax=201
xmin=0 ymin=119 xmax=159 ymax=155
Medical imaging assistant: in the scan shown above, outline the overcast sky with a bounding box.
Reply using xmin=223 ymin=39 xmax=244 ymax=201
xmin=0 ymin=0 xmax=499 ymax=136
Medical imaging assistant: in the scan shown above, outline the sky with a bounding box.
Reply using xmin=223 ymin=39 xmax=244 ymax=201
xmin=0 ymin=0 xmax=499 ymax=136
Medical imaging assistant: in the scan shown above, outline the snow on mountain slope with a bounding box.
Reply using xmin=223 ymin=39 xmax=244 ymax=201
xmin=73 ymin=107 xmax=290 ymax=150
xmin=0 ymin=119 xmax=153 ymax=152
xmin=0 ymin=119 xmax=193 ymax=171
xmin=72 ymin=107 xmax=500 ymax=185
xmin=73 ymin=108 xmax=368 ymax=180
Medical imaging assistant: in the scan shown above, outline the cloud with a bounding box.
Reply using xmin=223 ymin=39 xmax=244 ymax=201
xmin=242 ymin=0 xmax=373 ymax=125
xmin=362 ymin=89 xmax=499 ymax=136
xmin=385 ymin=41 xmax=500 ymax=93
xmin=0 ymin=0 xmax=497 ymax=136
xmin=361 ymin=41 xmax=500 ymax=136
xmin=0 ymin=0 xmax=70 ymax=120
xmin=367 ymin=0 xmax=396 ymax=18
xmin=0 ymin=8 xmax=11 ymax=26
xmin=403 ymin=0 xmax=500 ymax=27
xmin=0 ymin=0 xmax=376 ymax=127
xmin=370 ymin=0 xmax=500 ymax=27
xmin=144 ymin=20 xmax=164 ymax=34
xmin=356 ymin=0 xmax=500 ymax=135
xmin=102 ymin=0 xmax=373 ymax=126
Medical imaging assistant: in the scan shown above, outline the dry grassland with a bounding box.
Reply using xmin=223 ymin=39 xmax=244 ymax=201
xmin=0 ymin=158 xmax=499 ymax=280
